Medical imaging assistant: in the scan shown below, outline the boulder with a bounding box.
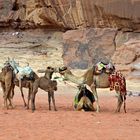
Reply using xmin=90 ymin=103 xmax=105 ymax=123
xmin=63 ymin=28 xmax=117 ymax=69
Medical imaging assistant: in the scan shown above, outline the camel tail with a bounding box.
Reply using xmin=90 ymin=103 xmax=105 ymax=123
xmin=123 ymin=95 xmax=127 ymax=113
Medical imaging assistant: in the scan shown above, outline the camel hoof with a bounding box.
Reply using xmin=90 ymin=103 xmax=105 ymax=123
xmin=25 ymin=106 xmax=29 ymax=110
xmin=31 ymin=107 xmax=35 ymax=113
xmin=8 ymin=106 xmax=14 ymax=109
xmin=81 ymin=109 xmax=85 ymax=112
xmin=115 ymin=110 xmax=120 ymax=113
xmin=96 ymin=111 xmax=99 ymax=113
xmin=54 ymin=109 xmax=57 ymax=111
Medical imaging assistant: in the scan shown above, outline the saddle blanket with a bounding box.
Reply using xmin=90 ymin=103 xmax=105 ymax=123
xmin=108 ymin=71 xmax=127 ymax=95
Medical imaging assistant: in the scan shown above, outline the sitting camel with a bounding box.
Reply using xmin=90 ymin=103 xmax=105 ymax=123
xmin=58 ymin=64 xmax=126 ymax=113
xmin=0 ymin=65 xmax=14 ymax=109
xmin=31 ymin=66 xmax=57 ymax=112
xmin=74 ymin=84 xmax=95 ymax=111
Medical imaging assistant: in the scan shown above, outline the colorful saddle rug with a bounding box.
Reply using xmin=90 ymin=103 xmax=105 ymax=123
xmin=95 ymin=61 xmax=115 ymax=74
xmin=108 ymin=71 xmax=127 ymax=95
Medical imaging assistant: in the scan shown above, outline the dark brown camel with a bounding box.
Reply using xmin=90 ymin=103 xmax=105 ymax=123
xmin=31 ymin=66 xmax=57 ymax=112
xmin=0 ymin=65 xmax=14 ymax=109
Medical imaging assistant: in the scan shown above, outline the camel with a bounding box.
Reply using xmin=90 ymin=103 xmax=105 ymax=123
xmin=31 ymin=79 xmax=57 ymax=112
xmin=0 ymin=65 xmax=14 ymax=109
xmin=11 ymin=71 xmax=39 ymax=109
xmin=31 ymin=66 xmax=57 ymax=112
xmin=74 ymin=84 xmax=95 ymax=111
xmin=58 ymin=65 xmax=126 ymax=112
xmin=6 ymin=58 xmax=34 ymax=91
xmin=4 ymin=59 xmax=39 ymax=109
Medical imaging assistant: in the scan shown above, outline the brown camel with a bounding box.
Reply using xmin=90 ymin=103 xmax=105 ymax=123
xmin=3 ymin=59 xmax=39 ymax=109
xmin=31 ymin=66 xmax=57 ymax=112
xmin=58 ymin=65 xmax=126 ymax=112
xmin=74 ymin=84 xmax=95 ymax=111
xmin=11 ymin=71 xmax=39 ymax=109
xmin=0 ymin=65 xmax=14 ymax=109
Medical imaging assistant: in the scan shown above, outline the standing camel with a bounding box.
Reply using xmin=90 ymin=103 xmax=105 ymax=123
xmin=0 ymin=65 xmax=14 ymax=109
xmin=11 ymin=71 xmax=39 ymax=109
xmin=4 ymin=58 xmax=39 ymax=109
xmin=57 ymin=65 xmax=126 ymax=112
xmin=31 ymin=66 xmax=57 ymax=112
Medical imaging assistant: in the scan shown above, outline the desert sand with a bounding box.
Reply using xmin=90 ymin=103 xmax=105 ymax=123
xmin=0 ymin=80 xmax=140 ymax=140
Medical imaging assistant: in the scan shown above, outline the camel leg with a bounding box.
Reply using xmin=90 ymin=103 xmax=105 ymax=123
xmin=6 ymin=84 xmax=15 ymax=108
xmin=91 ymin=83 xmax=99 ymax=112
xmin=11 ymin=84 xmax=15 ymax=99
xmin=3 ymin=93 xmax=8 ymax=109
xmin=85 ymin=97 xmax=95 ymax=111
xmin=31 ymin=91 xmax=37 ymax=112
xmin=48 ymin=91 xmax=51 ymax=110
xmin=7 ymin=96 xmax=14 ymax=109
xmin=76 ymin=97 xmax=84 ymax=111
xmin=4 ymin=82 xmax=13 ymax=109
xmin=123 ymin=95 xmax=127 ymax=113
xmin=20 ymin=87 xmax=27 ymax=107
xmin=116 ymin=92 xmax=123 ymax=112
xmin=1 ymin=83 xmax=5 ymax=98
xmin=17 ymin=77 xmax=27 ymax=107
xmin=51 ymin=91 xmax=57 ymax=111
xmin=1 ymin=83 xmax=6 ymax=107
xmin=26 ymin=88 xmax=31 ymax=109
xmin=31 ymin=85 xmax=38 ymax=112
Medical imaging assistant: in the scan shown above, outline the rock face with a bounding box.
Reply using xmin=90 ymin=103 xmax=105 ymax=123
xmin=0 ymin=0 xmax=140 ymax=80
xmin=63 ymin=28 xmax=117 ymax=69
xmin=62 ymin=28 xmax=140 ymax=80
xmin=112 ymin=32 xmax=140 ymax=80
xmin=0 ymin=0 xmax=140 ymax=30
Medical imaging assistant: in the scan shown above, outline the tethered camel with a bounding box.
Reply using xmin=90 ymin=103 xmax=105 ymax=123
xmin=58 ymin=64 xmax=126 ymax=113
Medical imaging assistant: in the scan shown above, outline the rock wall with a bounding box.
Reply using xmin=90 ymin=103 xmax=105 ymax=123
xmin=63 ymin=28 xmax=117 ymax=69
xmin=62 ymin=28 xmax=140 ymax=80
xmin=0 ymin=0 xmax=140 ymax=80
xmin=0 ymin=0 xmax=140 ymax=30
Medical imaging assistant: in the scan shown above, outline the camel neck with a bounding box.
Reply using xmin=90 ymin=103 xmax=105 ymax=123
xmin=64 ymin=72 xmax=84 ymax=84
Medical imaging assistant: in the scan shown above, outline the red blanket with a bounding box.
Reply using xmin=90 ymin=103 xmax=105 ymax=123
xmin=108 ymin=71 xmax=127 ymax=95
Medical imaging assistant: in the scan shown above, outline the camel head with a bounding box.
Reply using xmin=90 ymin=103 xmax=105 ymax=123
xmin=46 ymin=66 xmax=55 ymax=73
xmin=77 ymin=84 xmax=86 ymax=92
xmin=2 ymin=65 xmax=13 ymax=74
xmin=58 ymin=66 xmax=68 ymax=75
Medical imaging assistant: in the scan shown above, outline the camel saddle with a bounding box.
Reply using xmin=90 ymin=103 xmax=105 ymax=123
xmin=94 ymin=61 xmax=115 ymax=74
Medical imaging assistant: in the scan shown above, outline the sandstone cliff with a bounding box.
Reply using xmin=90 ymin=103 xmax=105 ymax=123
xmin=0 ymin=0 xmax=140 ymax=30
xmin=0 ymin=0 xmax=140 ymax=80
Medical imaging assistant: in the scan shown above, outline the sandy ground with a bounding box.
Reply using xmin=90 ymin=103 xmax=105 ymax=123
xmin=0 ymin=29 xmax=140 ymax=140
xmin=0 ymin=81 xmax=140 ymax=140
